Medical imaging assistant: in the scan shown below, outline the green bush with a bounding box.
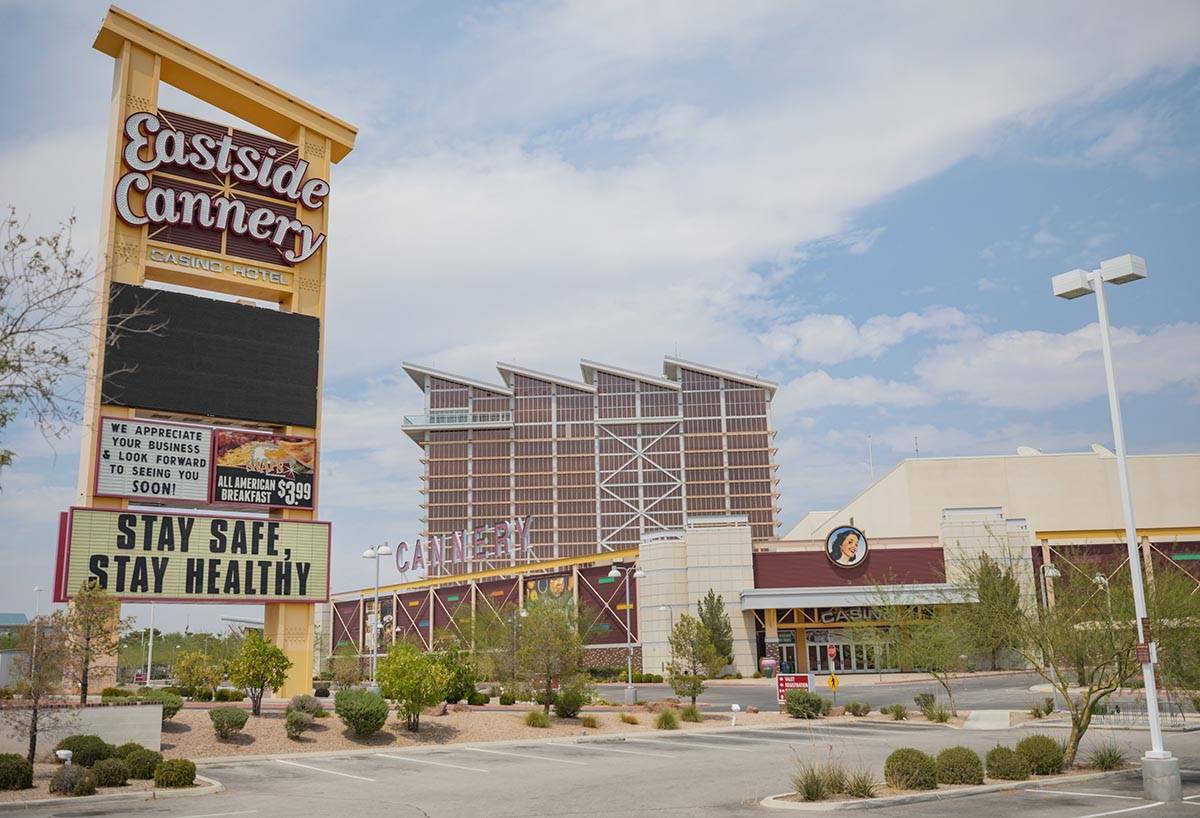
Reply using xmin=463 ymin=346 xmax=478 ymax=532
xmin=926 ymin=706 xmax=951 ymax=723
xmin=913 ymin=692 xmax=935 ymax=712
xmin=1087 ymin=741 xmax=1128 ymax=771
xmin=214 ymin=688 xmax=245 ymax=702
xmin=986 ymin=746 xmax=1030 ymax=780
xmin=793 ymin=761 xmax=828 ymax=801
xmin=936 ymin=746 xmax=983 ymax=785
xmin=680 ymin=704 xmax=703 ymax=722
xmin=467 ymin=690 xmax=489 ymax=706
xmin=154 ymin=758 xmax=196 ymax=788
xmin=140 ymin=689 xmax=183 ymax=721
xmin=784 ymin=689 xmax=825 ymax=719
xmin=0 ymin=753 xmax=33 ymax=790
xmin=49 ymin=765 xmax=95 ymax=796
xmin=209 ymin=706 xmax=249 ymax=740
xmin=125 ymin=749 xmax=162 ymax=780
xmin=1029 ymin=701 xmax=1045 ymax=719
xmin=524 ymin=709 xmax=550 ymax=728
xmin=54 ymin=735 xmax=114 ymax=767
xmin=438 ymin=646 xmax=480 ymax=704
xmin=114 ymin=741 xmax=146 ymax=760
xmin=193 ymin=689 xmax=213 ymax=702
xmin=553 ymin=675 xmax=593 ymax=719
xmin=844 ymin=768 xmax=878 ymax=799
xmin=499 ymin=692 xmax=516 ymax=706
xmin=885 ymin=703 xmax=908 ymax=720
xmin=654 ymin=709 xmax=680 ymax=730
xmin=286 ymin=710 xmax=315 ymax=740
xmin=100 ymin=687 xmax=131 ymax=698
xmin=334 ymin=688 xmax=389 ymax=736
xmin=884 ymin=748 xmax=937 ymax=791
xmin=823 ymin=761 xmax=847 ymax=794
xmin=91 ymin=758 xmax=130 ymax=787
xmin=845 ymin=701 xmax=870 ymax=716
xmin=0 ymin=688 xmax=12 ymax=699
xmin=619 ymin=712 xmax=639 ymax=725
xmin=1016 ymin=734 xmax=1064 ymax=775
xmin=580 ymin=715 xmax=599 ymax=728
xmin=287 ymin=694 xmax=325 ymax=717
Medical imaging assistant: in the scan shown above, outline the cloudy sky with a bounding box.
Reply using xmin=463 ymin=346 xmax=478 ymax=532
xmin=2 ymin=1 xmax=1199 ymax=631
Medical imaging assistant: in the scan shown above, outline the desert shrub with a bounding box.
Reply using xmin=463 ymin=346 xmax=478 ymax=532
xmin=49 ymin=765 xmax=95 ymax=796
xmin=114 ymin=741 xmax=145 ymax=760
xmin=100 ymin=686 xmax=131 ymax=698
xmin=580 ymin=715 xmax=599 ymax=728
xmin=553 ymin=675 xmax=593 ymax=719
xmin=1029 ymin=701 xmax=1045 ymax=719
xmin=91 ymin=758 xmax=129 ymax=787
xmin=125 ymin=749 xmax=162 ymax=780
xmin=845 ymin=768 xmax=877 ymax=798
xmin=784 ymin=689 xmax=825 ymax=719
xmin=154 ymin=758 xmax=196 ymax=788
xmin=936 ymin=746 xmax=983 ymax=785
xmin=1090 ymin=701 xmax=1109 ymax=716
xmin=524 ymin=709 xmax=550 ymax=728
xmin=845 ymin=701 xmax=870 ymax=717
xmin=793 ymin=761 xmax=828 ymax=801
xmin=1016 ymin=734 xmax=1064 ymax=775
xmin=334 ymin=688 xmax=389 ymax=736
xmin=467 ymin=690 xmax=489 ymax=706
xmin=1086 ymin=741 xmax=1128 ymax=771
xmin=287 ymin=694 xmax=325 ymax=717
xmin=680 ymin=704 xmax=703 ymax=722
xmin=0 ymin=688 xmax=11 ymax=699
xmin=823 ymin=761 xmax=847 ymax=794
xmin=913 ymin=692 xmax=935 ymax=712
xmin=215 ymin=688 xmax=246 ymax=702
xmin=193 ymin=689 xmax=213 ymax=702
xmin=885 ymin=703 xmax=908 ymax=720
xmin=1043 ymin=696 xmax=1055 ymax=715
xmin=534 ymin=689 xmax=557 ymax=706
xmin=654 ymin=709 xmax=680 ymax=730
xmin=140 ymin=689 xmax=183 ymax=721
xmin=209 ymin=706 xmax=250 ymax=740
xmin=0 ymin=754 xmax=33 ymax=790
xmin=54 ymin=735 xmax=113 ymax=768
xmin=286 ymin=710 xmax=314 ymax=740
xmin=986 ymin=746 xmax=1030 ymax=780
xmin=619 ymin=712 xmax=639 ymax=725
xmin=820 ymin=697 xmax=833 ymax=716
xmin=926 ymin=706 xmax=951 ymax=723
xmin=883 ymin=748 xmax=937 ymax=791
xmin=499 ymin=692 xmax=516 ymax=706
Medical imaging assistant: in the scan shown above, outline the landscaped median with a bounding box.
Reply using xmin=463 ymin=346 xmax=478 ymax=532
xmin=760 ymin=733 xmax=1134 ymax=811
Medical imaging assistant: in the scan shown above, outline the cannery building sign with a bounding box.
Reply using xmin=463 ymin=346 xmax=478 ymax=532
xmin=396 ymin=517 xmax=536 ymax=578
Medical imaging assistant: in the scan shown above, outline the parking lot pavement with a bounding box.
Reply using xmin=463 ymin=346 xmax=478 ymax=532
xmin=9 ymin=723 xmax=1199 ymax=818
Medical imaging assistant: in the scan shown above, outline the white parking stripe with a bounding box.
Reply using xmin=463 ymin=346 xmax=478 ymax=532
xmin=551 ymin=742 xmax=673 ymax=758
xmin=630 ymin=737 xmax=752 ymax=752
xmin=1077 ymin=804 xmax=1163 ymax=818
xmin=465 ymin=747 xmax=588 ymax=765
xmin=1029 ymin=790 xmax=1142 ymax=800
xmin=682 ymin=732 xmax=799 ymax=744
xmin=274 ymin=758 xmax=375 ymax=781
xmin=375 ymin=753 xmax=489 ymax=773
xmin=172 ymin=812 xmax=258 ymax=818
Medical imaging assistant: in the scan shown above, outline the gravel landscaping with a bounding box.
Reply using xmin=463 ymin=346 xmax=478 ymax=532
xmin=160 ymin=705 xmax=794 ymax=759
xmin=0 ymin=763 xmax=155 ymax=803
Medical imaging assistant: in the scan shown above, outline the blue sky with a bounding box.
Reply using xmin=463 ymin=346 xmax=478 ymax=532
xmin=1 ymin=1 xmax=1198 ymax=631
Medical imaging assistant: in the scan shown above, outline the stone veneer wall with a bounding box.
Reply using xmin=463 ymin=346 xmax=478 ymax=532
xmin=583 ymin=645 xmax=643 ymax=672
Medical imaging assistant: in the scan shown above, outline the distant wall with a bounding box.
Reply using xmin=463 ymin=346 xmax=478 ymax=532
xmin=0 ymin=703 xmax=162 ymax=759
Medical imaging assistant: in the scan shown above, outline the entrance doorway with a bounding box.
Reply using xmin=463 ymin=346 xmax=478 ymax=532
xmin=805 ymin=628 xmax=896 ymax=673
xmin=778 ymin=630 xmax=799 ymax=673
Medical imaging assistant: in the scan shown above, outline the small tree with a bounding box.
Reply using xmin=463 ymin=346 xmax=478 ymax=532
xmin=516 ymin=596 xmax=583 ymax=714
xmin=59 ymin=581 xmax=130 ymax=703
xmin=957 ymin=553 xmax=1021 ymax=670
xmin=329 ymin=645 xmax=362 ymax=688
xmin=666 ymin=613 xmax=722 ymax=706
xmin=173 ymin=651 xmax=222 ymax=699
xmin=697 ymin=589 xmax=734 ymax=667
xmin=377 ymin=642 xmax=451 ymax=731
xmin=1 ymin=616 xmax=71 ymax=763
xmin=226 ymin=631 xmax=292 ymax=716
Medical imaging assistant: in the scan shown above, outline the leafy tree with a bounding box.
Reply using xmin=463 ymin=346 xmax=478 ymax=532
xmin=226 ymin=631 xmax=292 ymax=716
xmin=516 ymin=596 xmax=583 ymax=713
xmin=329 ymin=645 xmax=362 ymax=688
xmin=0 ymin=616 xmax=70 ymax=763
xmin=59 ymin=581 xmax=131 ymax=703
xmin=697 ymin=589 xmax=734 ymax=667
xmin=957 ymin=554 xmax=1021 ymax=670
xmin=173 ymin=650 xmax=222 ymax=699
xmin=434 ymin=642 xmax=479 ymax=704
xmin=377 ymin=642 xmax=451 ymax=731
xmin=666 ymin=613 xmax=722 ymax=706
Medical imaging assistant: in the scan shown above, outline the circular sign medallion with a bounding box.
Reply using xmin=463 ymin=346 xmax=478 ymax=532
xmin=826 ymin=525 xmax=868 ymax=568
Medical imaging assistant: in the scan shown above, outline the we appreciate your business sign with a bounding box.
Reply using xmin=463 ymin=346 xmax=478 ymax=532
xmin=55 ymin=508 xmax=330 ymax=603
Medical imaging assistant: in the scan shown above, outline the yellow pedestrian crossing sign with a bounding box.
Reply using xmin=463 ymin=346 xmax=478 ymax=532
xmin=826 ymin=673 xmax=839 ymax=692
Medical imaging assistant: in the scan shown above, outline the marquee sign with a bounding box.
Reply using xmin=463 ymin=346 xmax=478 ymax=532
xmin=94 ymin=417 xmax=212 ymax=504
xmin=54 ymin=508 xmax=330 ymax=603
xmin=115 ymin=110 xmax=329 ymax=268
xmin=396 ymin=516 xmax=536 ymax=578
xmin=212 ymin=428 xmax=316 ymax=509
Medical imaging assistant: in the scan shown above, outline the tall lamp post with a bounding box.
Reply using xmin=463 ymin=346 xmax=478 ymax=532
xmin=608 ymin=563 xmax=645 ymax=705
xmin=361 ymin=543 xmax=392 ymax=687
xmin=1052 ymin=253 xmax=1178 ymax=802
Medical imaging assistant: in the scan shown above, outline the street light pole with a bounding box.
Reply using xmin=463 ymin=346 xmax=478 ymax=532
xmin=1052 ymin=254 xmax=1178 ymax=801
xmin=361 ymin=543 xmax=392 ymax=687
xmin=609 ymin=563 xmax=645 ymax=706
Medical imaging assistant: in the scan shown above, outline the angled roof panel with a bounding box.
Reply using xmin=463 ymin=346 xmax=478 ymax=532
xmin=580 ymin=359 xmax=681 ymax=390
xmin=497 ymin=362 xmax=596 ymax=393
xmin=663 ymin=356 xmax=778 ymax=397
xmin=401 ymin=362 xmax=512 ymax=395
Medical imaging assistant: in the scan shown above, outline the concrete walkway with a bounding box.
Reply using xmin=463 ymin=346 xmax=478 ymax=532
xmin=963 ymin=709 xmax=1012 ymax=730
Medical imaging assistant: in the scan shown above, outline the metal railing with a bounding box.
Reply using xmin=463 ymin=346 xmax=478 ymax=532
xmin=402 ymin=411 xmax=513 ymax=427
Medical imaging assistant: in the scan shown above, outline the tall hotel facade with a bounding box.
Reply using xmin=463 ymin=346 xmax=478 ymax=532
xmin=403 ymin=357 xmax=781 ymax=566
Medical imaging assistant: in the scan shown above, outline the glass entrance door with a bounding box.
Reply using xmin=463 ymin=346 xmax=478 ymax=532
xmin=805 ymin=628 xmax=897 ymax=673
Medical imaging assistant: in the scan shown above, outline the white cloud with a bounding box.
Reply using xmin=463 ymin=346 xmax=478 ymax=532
xmin=761 ymin=306 xmax=974 ymax=366
xmin=774 ymin=370 xmax=934 ymax=414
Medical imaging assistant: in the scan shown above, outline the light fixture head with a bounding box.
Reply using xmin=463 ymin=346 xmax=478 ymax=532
xmin=658 ymin=604 xmax=669 ymax=611
xmin=377 ymin=543 xmax=392 ymax=556
xmin=607 ymin=566 xmax=621 ymax=578
xmin=361 ymin=547 xmax=377 ymax=559
xmin=1043 ymin=564 xmax=1061 ymax=578
xmin=1099 ymin=254 xmax=1147 ymax=286
xmin=632 ymin=568 xmax=645 ymax=579
xmin=1051 ymin=269 xmax=1094 ymax=300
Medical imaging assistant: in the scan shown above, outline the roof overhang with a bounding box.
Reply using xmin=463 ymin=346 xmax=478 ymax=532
xmin=401 ymin=362 xmax=512 ymax=395
xmin=581 ymin=359 xmax=681 ymax=391
xmin=497 ymin=362 xmax=595 ymax=393
xmin=663 ymin=356 xmax=778 ymax=397
xmin=739 ymin=583 xmax=973 ymax=611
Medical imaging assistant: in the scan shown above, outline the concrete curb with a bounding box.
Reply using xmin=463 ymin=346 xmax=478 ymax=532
xmin=760 ymin=769 xmax=1131 ymax=811
xmin=1025 ymin=717 xmax=1199 ymax=733
xmin=0 ymin=774 xmax=223 ymax=812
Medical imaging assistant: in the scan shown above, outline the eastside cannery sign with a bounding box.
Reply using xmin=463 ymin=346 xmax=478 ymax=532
xmin=396 ymin=516 xmax=536 ymax=578
xmin=95 ymin=417 xmax=211 ymax=504
xmin=115 ymin=110 xmax=329 ymax=267
xmin=55 ymin=508 xmax=330 ymax=603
